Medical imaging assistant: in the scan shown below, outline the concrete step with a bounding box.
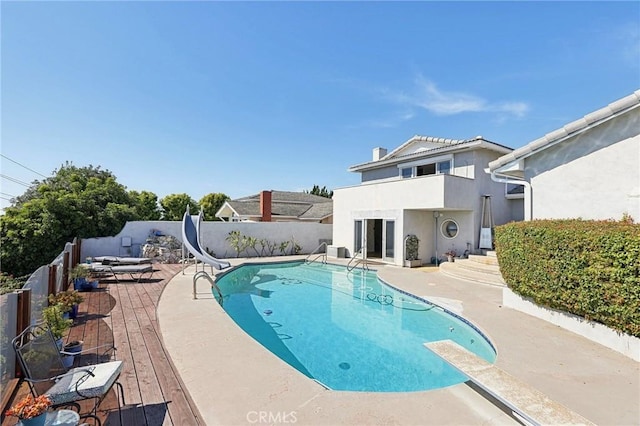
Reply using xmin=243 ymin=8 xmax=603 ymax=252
xmin=439 ymin=260 xmax=506 ymax=287
xmin=451 ymin=259 xmax=503 ymax=276
xmin=468 ymin=254 xmax=499 ymax=266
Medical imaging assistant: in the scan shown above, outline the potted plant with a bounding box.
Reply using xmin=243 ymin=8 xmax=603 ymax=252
xmin=61 ymin=340 xmax=84 ymax=368
xmin=5 ymin=394 xmax=52 ymax=426
xmin=404 ymin=235 xmax=421 ymax=267
xmin=42 ymin=305 xmax=73 ymax=348
xmin=69 ymin=264 xmax=91 ymax=291
xmin=445 ymin=249 xmax=457 ymax=263
xmin=48 ymin=290 xmax=84 ymax=319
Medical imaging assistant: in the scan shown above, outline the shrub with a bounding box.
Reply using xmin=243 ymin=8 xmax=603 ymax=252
xmin=405 ymin=235 xmax=419 ymax=261
xmin=48 ymin=290 xmax=84 ymax=313
xmin=495 ymin=219 xmax=640 ymax=337
xmin=0 ymin=272 xmax=27 ymax=295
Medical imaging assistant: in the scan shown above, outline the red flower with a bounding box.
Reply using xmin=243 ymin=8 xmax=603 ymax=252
xmin=5 ymin=395 xmax=51 ymax=419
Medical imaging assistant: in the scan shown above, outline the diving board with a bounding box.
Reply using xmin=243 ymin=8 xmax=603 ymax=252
xmin=425 ymin=340 xmax=595 ymax=426
xmin=182 ymin=207 xmax=231 ymax=271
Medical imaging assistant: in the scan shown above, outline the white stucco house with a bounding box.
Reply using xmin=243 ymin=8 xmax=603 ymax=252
xmin=488 ymin=90 xmax=640 ymax=221
xmin=331 ymin=135 xmax=523 ymax=266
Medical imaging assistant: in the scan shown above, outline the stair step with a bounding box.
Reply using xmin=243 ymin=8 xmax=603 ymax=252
xmin=468 ymin=254 xmax=500 ymax=266
xmin=439 ymin=260 xmax=506 ymax=287
xmin=486 ymin=250 xmax=497 ymax=258
xmin=453 ymin=259 xmax=501 ymax=275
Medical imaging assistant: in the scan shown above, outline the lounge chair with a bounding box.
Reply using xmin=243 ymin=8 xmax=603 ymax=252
xmin=92 ymin=256 xmax=152 ymax=265
xmin=12 ymin=324 xmax=124 ymax=425
xmin=88 ymin=263 xmax=155 ymax=283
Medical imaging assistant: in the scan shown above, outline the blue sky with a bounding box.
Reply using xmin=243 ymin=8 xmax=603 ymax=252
xmin=1 ymin=1 xmax=639 ymax=212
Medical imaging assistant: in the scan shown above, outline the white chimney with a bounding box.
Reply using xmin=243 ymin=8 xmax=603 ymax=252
xmin=373 ymin=147 xmax=387 ymax=161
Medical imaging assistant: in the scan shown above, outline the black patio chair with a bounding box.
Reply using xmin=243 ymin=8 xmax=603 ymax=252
xmin=12 ymin=324 xmax=124 ymax=425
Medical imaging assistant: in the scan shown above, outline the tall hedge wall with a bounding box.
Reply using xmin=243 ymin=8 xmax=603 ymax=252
xmin=495 ymin=219 xmax=640 ymax=337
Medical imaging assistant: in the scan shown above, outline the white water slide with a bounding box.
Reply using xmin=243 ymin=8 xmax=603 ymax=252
xmin=181 ymin=206 xmax=231 ymax=270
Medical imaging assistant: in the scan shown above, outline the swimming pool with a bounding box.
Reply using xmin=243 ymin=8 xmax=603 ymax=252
xmin=214 ymin=261 xmax=496 ymax=392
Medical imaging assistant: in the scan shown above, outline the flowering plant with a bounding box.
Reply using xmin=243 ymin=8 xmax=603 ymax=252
xmin=444 ymin=249 xmax=457 ymax=257
xmin=48 ymin=290 xmax=84 ymax=313
xmin=5 ymin=394 xmax=51 ymax=419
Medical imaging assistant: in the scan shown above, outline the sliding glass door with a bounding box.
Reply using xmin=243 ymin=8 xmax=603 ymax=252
xmin=354 ymin=220 xmax=363 ymax=256
xmin=384 ymin=220 xmax=395 ymax=262
xmin=355 ymin=218 xmax=395 ymax=262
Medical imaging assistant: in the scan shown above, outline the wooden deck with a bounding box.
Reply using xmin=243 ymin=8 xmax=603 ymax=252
xmin=2 ymin=263 xmax=202 ymax=426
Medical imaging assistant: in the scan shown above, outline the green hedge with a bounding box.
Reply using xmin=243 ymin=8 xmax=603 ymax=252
xmin=495 ymin=219 xmax=640 ymax=337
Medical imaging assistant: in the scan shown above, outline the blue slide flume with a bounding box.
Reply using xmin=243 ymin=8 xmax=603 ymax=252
xmin=182 ymin=206 xmax=231 ymax=270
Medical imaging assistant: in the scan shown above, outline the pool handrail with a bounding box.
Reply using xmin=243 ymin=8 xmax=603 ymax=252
xmin=193 ymin=270 xmax=223 ymax=304
xmin=304 ymin=242 xmax=328 ymax=265
xmin=347 ymin=247 xmax=369 ymax=272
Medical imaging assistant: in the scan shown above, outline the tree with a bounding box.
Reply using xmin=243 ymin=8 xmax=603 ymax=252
xmin=129 ymin=190 xmax=161 ymax=220
xmin=159 ymin=193 xmax=198 ymax=221
xmin=199 ymin=193 xmax=230 ymax=221
xmin=305 ymin=185 xmax=333 ymax=198
xmin=0 ymin=163 xmax=139 ymax=276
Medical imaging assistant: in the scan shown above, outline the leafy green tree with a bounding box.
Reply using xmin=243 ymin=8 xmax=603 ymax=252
xmin=305 ymin=185 xmax=333 ymax=198
xmin=1 ymin=163 xmax=138 ymax=276
xmin=129 ymin=190 xmax=161 ymax=220
xmin=159 ymin=193 xmax=198 ymax=221
xmin=199 ymin=193 xmax=230 ymax=221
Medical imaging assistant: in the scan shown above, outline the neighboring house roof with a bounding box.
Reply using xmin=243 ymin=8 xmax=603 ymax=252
xmin=299 ymin=202 xmax=333 ymax=220
xmin=489 ymin=90 xmax=640 ymax=173
xmin=348 ymin=135 xmax=513 ymax=172
xmin=218 ymin=191 xmax=332 ymax=221
xmin=234 ymin=191 xmax=331 ymax=205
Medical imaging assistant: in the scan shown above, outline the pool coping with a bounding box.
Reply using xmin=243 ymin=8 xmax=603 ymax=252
xmin=157 ymin=256 xmax=640 ymax=425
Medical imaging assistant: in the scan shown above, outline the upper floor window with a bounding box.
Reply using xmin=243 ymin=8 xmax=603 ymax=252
xmin=437 ymin=160 xmax=451 ymax=175
xmin=416 ymin=163 xmax=436 ymax=176
xmin=400 ymin=159 xmax=452 ymax=178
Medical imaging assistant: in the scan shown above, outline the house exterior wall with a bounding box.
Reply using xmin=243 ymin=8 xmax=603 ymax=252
xmin=450 ymin=150 xmax=476 ymax=179
xmin=472 ymin=149 xmax=524 ymax=224
xmin=402 ymin=210 xmax=433 ymax=262
xmin=508 ymin=198 xmax=524 ymax=223
xmin=361 ymin=166 xmax=398 ymax=183
xmin=333 ymin=146 xmax=516 ymax=265
xmin=525 ymin=110 xmax=640 ymax=220
xmin=401 ymin=210 xmax=474 ymax=263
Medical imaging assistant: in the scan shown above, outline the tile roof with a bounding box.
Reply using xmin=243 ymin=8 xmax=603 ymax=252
xmin=299 ymin=202 xmax=333 ymax=219
xmin=225 ymin=191 xmax=332 ymax=220
xmin=349 ymin=135 xmax=512 ymax=172
xmin=489 ymin=90 xmax=640 ymax=172
xmin=235 ymin=190 xmax=331 ymax=204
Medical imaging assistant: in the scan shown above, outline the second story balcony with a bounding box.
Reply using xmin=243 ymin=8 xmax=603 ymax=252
xmin=334 ymin=174 xmax=478 ymax=211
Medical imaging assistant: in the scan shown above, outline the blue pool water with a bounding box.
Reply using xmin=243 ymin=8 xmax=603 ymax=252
xmin=215 ymin=261 xmax=496 ymax=392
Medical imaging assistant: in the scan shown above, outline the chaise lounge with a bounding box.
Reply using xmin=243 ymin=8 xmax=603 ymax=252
xmin=88 ymin=262 xmax=155 ymax=283
xmin=91 ymin=256 xmax=152 ymax=265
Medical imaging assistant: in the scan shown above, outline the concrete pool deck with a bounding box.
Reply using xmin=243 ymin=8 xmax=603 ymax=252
xmin=157 ymin=257 xmax=639 ymax=425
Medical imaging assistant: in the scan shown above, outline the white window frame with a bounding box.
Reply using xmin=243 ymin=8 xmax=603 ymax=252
xmin=397 ymin=154 xmax=453 ymax=178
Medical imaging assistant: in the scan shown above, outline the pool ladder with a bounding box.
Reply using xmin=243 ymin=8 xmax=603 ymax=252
xmin=193 ymin=270 xmax=223 ymax=306
xmin=304 ymin=242 xmax=327 ymax=265
xmin=347 ymin=248 xmax=369 ymax=272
